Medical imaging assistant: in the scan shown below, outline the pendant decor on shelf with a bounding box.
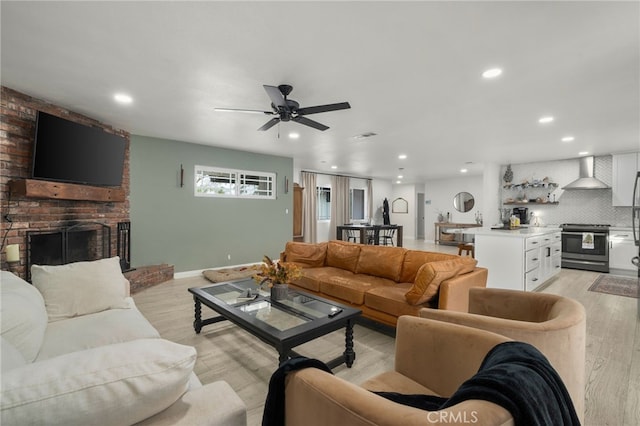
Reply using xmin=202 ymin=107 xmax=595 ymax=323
xmin=503 ymin=164 xmax=514 ymax=184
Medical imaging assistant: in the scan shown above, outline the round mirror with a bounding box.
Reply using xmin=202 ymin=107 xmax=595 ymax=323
xmin=453 ymin=192 xmax=475 ymax=212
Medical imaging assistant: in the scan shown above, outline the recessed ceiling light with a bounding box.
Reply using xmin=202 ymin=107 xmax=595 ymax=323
xmin=538 ymin=116 xmax=554 ymax=124
xmin=398 ymin=154 xmax=407 ymax=160
xmin=561 ymin=136 xmax=575 ymax=142
xmin=330 ymin=165 xmax=338 ymax=169
xmin=460 ymin=169 xmax=468 ymax=173
xmin=578 ymin=151 xmax=589 ymax=156
xmin=397 ymin=175 xmax=403 ymax=179
xmin=482 ymin=68 xmax=503 ymax=79
xmin=113 ymin=93 xmax=133 ymax=104
xmin=289 ymin=132 xmax=300 ymax=139
xmin=396 ymin=180 xmax=402 ymax=184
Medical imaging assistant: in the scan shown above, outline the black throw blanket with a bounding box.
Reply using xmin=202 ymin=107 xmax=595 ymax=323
xmin=376 ymin=341 xmax=580 ymax=426
xmin=262 ymin=357 xmax=332 ymax=426
xmin=262 ymin=342 xmax=580 ymax=426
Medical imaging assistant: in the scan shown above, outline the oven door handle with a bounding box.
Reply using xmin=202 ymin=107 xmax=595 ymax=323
xmin=562 ymin=231 xmax=608 ymax=237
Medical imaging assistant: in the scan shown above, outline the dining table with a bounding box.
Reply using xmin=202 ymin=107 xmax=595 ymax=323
xmin=335 ymin=224 xmax=403 ymax=247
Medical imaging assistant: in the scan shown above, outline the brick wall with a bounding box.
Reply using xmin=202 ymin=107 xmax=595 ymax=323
xmin=0 ymin=86 xmax=130 ymax=279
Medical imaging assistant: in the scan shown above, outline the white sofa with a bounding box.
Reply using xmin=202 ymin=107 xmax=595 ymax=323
xmin=0 ymin=258 xmax=246 ymax=426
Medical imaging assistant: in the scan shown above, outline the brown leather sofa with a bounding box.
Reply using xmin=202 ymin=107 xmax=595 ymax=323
xmin=281 ymin=240 xmax=488 ymax=326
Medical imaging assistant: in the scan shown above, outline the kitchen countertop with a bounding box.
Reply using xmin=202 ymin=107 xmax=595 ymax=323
xmin=462 ymin=226 xmax=562 ymax=238
xmin=610 ymin=226 xmax=633 ymax=231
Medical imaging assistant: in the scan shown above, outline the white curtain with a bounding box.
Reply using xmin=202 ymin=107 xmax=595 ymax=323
xmin=301 ymin=172 xmax=317 ymax=243
xmin=366 ymin=179 xmax=373 ymax=224
xmin=329 ymin=175 xmax=351 ymax=240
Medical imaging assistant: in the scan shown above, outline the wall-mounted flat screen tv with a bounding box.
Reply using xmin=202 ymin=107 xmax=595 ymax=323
xmin=32 ymin=111 xmax=126 ymax=187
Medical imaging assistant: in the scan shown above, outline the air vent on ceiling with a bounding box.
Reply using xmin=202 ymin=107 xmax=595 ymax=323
xmin=353 ymin=132 xmax=377 ymax=139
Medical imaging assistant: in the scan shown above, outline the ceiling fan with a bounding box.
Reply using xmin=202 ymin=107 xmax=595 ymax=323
xmin=215 ymin=84 xmax=350 ymax=131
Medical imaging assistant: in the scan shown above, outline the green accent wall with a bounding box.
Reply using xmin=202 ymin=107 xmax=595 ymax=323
xmin=130 ymin=135 xmax=293 ymax=273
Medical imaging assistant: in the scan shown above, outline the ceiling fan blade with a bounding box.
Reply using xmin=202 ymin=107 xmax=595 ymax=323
xmin=293 ymin=116 xmax=329 ymax=131
xmin=214 ymin=107 xmax=274 ymax=115
xmin=263 ymin=85 xmax=287 ymax=108
xmin=297 ymin=102 xmax=351 ymax=116
xmin=258 ymin=117 xmax=281 ymax=131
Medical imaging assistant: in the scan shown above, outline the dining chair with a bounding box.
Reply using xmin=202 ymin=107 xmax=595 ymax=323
xmin=380 ymin=227 xmax=396 ymax=246
xmin=343 ymin=224 xmax=358 ymax=243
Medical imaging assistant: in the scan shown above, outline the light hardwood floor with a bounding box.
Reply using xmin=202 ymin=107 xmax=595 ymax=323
xmin=133 ymin=239 xmax=640 ymax=426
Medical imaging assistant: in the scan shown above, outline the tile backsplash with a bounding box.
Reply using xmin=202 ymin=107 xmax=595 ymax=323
xmin=501 ymin=156 xmax=633 ymax=227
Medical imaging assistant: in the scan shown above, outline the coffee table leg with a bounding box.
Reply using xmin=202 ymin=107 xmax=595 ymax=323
xmin=344 ymin=319 xmax=356 ymax=367
xmin=193 ymin=296 xmax=203 ymax=334
xmin=278 ymin=350 xmax=289 ymax=366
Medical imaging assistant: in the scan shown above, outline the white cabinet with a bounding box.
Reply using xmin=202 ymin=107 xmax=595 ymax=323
xmin=612 ymin=153 xmax=640 ymax=206
xmin=526 ymin=232 xmax=561 ymax=291
xmin=610 ymin=229 xmax=637 ymax=271
xmin=474 ymin=229 xmax=562 ymax=292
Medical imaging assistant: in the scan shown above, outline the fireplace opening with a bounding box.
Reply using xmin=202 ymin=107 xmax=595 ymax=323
xmin=28 ymin=233 xmax=64 ymax=266
xmin=27 ymin=222 xmax=111 ymax=281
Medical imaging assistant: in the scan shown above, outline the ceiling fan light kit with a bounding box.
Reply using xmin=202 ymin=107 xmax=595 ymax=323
xmin=216 ymin=84 xmax=350 ymax=132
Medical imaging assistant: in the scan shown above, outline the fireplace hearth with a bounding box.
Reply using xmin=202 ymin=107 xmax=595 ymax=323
xmin=27 ymin=222 xmax=111 ymax=281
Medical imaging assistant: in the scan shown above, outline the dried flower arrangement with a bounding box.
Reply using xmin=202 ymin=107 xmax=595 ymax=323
xmin=253 ymin=255 xmax=302 ymax=289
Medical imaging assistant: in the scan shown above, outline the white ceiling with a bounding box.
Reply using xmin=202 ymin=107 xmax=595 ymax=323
xmin=2 ymin=1 xmax=639 ymax=183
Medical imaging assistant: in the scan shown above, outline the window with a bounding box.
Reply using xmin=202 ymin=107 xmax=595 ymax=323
xmin=350 ymin=189 xmax=365 ymax=220
xmin=195 ymin=165 xmax=275 ymax=199
xmin=317 ymin=187 xmax=331 ymax=220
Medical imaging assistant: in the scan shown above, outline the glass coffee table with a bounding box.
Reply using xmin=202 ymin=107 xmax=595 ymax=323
xmin=188 ymin=278 xmax=362 ymax=369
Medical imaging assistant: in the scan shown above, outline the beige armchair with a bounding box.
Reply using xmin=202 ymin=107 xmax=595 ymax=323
xmin=284 ymin=316 xmax=514 ymax=426
xmin=419 ymin=288 xmax=586 ymax=424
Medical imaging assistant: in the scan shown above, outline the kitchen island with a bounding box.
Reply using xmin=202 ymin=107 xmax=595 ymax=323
xmin=464 ymin=226 xmax=562 ymax=291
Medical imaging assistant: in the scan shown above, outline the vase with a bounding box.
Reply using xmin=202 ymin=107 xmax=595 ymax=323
xmin=503 ymin=164 xmax=513 ymax=183
xmin=270 ymin=283 xmax=289 ymax=301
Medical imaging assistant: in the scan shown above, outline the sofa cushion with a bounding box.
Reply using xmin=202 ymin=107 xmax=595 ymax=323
xmin=1 ymin=338 xmax=196 ymax=426
xmin=399 ymin=250 xmax=460 ymax=283
xmin=0 ymin=336 xmax=26 ymax=372
xmin=361 ymin=370 xmax=442 ymax=396
xmin=364 ymin=283 xmax=425 ymax=318
xmin=326 ymin=240 xmax=361 ymax=273
xmin=31 ymin=257 xmax=130 ymax=322
xmin=290 ymin=266 xmax=348 ymax=292
xmin=285 ymin=242 xmax=328 ymax=267
xmin=35 ymin=298 xmax=160 ymax=361
xmin=320 ymin=273 xmax=395 ymax=305
xmin=405 ymin=258 xmax=478 ymax=305
xmin=356 ymin=245 xmax=406 ymax=282
xmin=0 ymin=271 xmax=48 ymax=362
xmin=136 ymin=380 xmax=247 ymax=426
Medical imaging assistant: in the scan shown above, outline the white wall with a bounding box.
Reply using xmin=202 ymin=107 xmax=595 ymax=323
xmin=424 ymin=175 xmax=483 ymax=242
xmin=390 ymin=184 xmax=417 ymax=238
xmin=372 ymin=179 xmax=392 ymax=225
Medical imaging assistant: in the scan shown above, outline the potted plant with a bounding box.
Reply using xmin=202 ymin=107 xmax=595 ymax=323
xmin=253 ymin=255 xmax=302 ymax=300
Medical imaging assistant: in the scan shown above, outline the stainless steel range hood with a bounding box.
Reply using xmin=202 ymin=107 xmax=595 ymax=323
xmin=561 ymin=156 xmax=610 ymax=190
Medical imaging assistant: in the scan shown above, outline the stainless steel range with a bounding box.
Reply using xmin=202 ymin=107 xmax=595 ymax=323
xmin=561 ymin=223 xmax=610 ymax=272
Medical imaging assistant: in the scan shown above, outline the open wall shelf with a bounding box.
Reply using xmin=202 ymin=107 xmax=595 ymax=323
xmin=503 ymin=201 xmax=559 ymax=205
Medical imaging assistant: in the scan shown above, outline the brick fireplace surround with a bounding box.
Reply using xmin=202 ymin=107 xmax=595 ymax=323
xmin=1 ymin=86 xmax=172 ymax=292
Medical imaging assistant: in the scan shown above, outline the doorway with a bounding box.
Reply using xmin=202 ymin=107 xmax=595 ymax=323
xmin=417 ymin=193 xmax=425 ymax=239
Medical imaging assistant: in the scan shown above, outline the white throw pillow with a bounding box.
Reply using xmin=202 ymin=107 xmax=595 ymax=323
xmin=1 ymin=338 xmax=196 ymax=426
xmin=0 ymin=271 xmax=48 ymax=362
xmin=31 ymin=257 xmax=130 ymax=322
